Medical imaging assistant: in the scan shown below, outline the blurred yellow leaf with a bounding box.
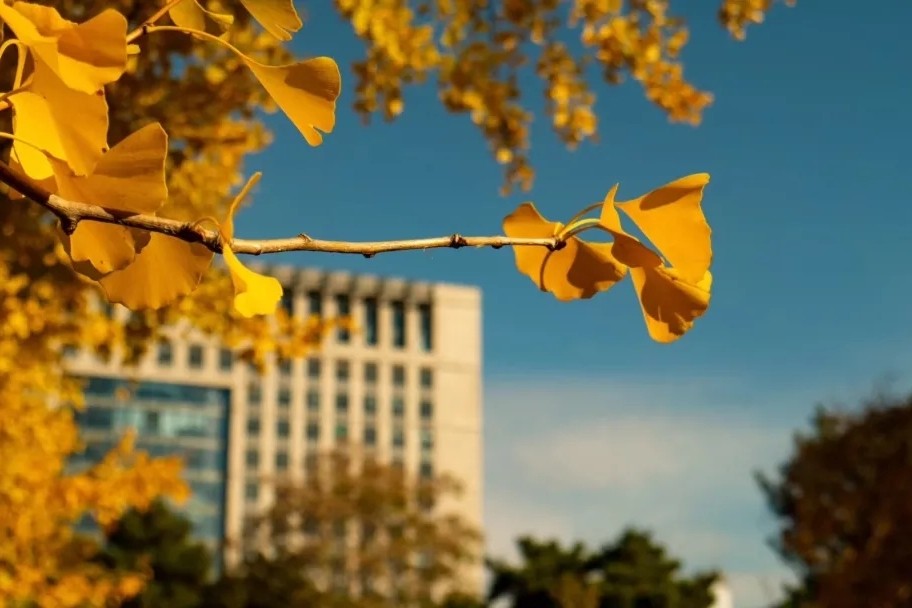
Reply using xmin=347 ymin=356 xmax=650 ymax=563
xmin=55 ymin=123 xmax=169 ymax=278
xmin=0 ymin=3 xmax=127 ymax=93
xmin=503 ymin=202 xmax=626 ymax=301
xmin=238 ymin=0 xmax=302 ymax=41
xmin=615 ymin=173 xmax=712 ymax=283
xmin=10 ymin=63 xmax=109 ymax=178
xmin=98 ymin=233 xmax=214 ymax=310
xmin=169 ymin=0 xmax=233 ymax=33
xmin=221 ymin=174 xmax=283 ymax=317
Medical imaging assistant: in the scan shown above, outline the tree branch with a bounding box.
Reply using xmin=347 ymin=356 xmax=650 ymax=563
xmin=0 ymin=160 xmax=564 ymax=257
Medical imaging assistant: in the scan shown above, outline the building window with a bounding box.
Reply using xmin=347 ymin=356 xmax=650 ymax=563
xmin=419 ymin=460 xmax=433 ymax=479
xmin=248 ymin=382 xmax=261 ymax=406
xmin=276 ymin=451 xmax=289 ymax=471
xmin=335 ymin=392 xmax=349 ymax=413
xmin=277 ymin=419 xmax=290 ymax=439
xmin=420 ymin=368 xmax=433 ymax=389
xmin=392 ymin=396 xmax=405 ymax=418
xmin=420 ymin=400 xmax=433 ymax=421
xmin=419 ymin=303 xmax=433 ymax=352
xmin=364 ymin=394 xmax=377 ymax=416
xmin=392 ymin=365 xmax=405 ymax=388
xmin=307 ymin=358 xmax=321 ymax=379
xmin=364 ymin=425 xmax=377 ymax=446
xmin=336 ymin=423 xmax=348 ymax=442
xmin=307 ymin=290 xmax=322 ymax=316
xmin=336 ymin=360 xmax=349 ymax=382
xmin=245 ymin=482 xmax=258 ymax=502
xmin=219 ymin=348 xmax=233 ymax=371
xmin=188 ymin=344 xmax=204 ymax=369
xmin=245 ymin=449 xmax=259 ymax=468
xmin=247 ymin=417 xmax=260 ymax=435
xmin=306 ymin=421 xmax=320 ymax=441
xmin=364 ymin=362 xmax=377 ymax=385
xmin=364 ymin=297 xmax=378 ymax=346
xmin=391 ymin=301 xmax=406 ymax=348
xmin=306 ymin=389 xmax=320 ymax=412
xmin=281 ymin=290 xmax=294 ymax=316
xmin=278 ymin=386 xmax=292 ymax=409
xmin=420 ymin=428 xmax=433 ymax=451
xmin=304 ymin=451 xmax=318 ymax=472
xmin=392 ymin=426 xmax=404 ymax=448
xmin=157 ymin=340 xmax=172 ymax=366
xmin=278 ymin=357 xmax=292 ymax=376
xmin=335 ymin=294 xmax=350 ymax=343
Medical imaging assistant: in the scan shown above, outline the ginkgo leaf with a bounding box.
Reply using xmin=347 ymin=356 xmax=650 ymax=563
xmin=169 ymin=0 xmax=233 ymax=33
xmin=614 ymin=173 xmax=712 ymax=283
xmin=503 ymin=202 xmax=626 ymax=301
xmin=239 ymin=0 xmax=302 ymax=41
xmin=602 ymin=185 xmax=713 ymax=342
xmin=188 ymin=31 xmax=340 ymax=146
xmin=0 ymin=3 xmax=127 ymax=93
xmin=55 ymin=123 xmax=169 ymax=278
xmin=627 ymin=265 xmax=712 ymax=343
xmin=98 ymin=233 xmax=214 ymax=310
xmin=10 ymin=62 xmax=109 ymax=178
xmin=221 ymin=174 xmax=284 ymax=317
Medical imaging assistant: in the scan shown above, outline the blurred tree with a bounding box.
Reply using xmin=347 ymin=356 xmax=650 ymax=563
xmin=757 ymin=393 xmax=912 ymax=608
xmin=97 ymin=499 xmax=213 ymax=608
xmin=332 ymin=0 xmax=796 ymax=192
xmin=488 ymin=529 xmax=718 ymax=608
xmin=0 ymin=2 xmax=334 ymax=604
xmin=216 ymin=449 xmax=483 ymax=608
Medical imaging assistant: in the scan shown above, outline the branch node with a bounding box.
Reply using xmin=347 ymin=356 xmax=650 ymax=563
xmin=548 ymin=238 xmax=566 ymax=252
xmin=59 ymin=217 xmax=79 ymax=235
xmin=362 ymin=252 xmax=374 ymax=259
xmin=449 ymin=233 xmax=467 ymax=248
xmin=298 ymin=233 xmax=312 ymax=242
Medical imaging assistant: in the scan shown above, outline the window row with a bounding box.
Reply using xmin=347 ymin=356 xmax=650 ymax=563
xmin=280 ymin=291 xmax=434 ymax=352
xmin=246 ymin=417 xmax=435 ymax=446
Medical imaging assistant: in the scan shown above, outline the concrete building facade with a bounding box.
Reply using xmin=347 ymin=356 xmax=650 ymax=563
xmin=66 ymin=266 xmax=484 ymax=592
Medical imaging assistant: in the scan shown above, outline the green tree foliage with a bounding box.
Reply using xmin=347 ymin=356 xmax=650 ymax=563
xmin=757 ymin=392 xmax=912 ymax=608
xmin=96 ymin=499 xmax=214 ymax=608
xmin=488 ymin=530 xmax=718 ymax=608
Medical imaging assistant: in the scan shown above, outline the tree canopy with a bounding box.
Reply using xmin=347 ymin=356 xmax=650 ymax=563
xmin=758 ymin=392 xmax=912 ymax=608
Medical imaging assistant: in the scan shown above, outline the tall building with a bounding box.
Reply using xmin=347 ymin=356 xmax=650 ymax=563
xmin=66 ymin=266 xmax=484 ymax=592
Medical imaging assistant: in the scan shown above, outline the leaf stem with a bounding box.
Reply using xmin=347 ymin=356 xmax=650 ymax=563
xmin=126 ymin=0 xmax=186 ymax=44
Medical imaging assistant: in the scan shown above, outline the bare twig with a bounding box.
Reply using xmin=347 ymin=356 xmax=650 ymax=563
xmin=0 ymin=160 xmax=564 ymax=257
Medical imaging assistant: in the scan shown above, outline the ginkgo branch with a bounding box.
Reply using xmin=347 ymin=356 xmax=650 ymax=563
xmin=0 ymin=160 xmax=564 ymax=257
xmin=126 ymin=0 xmax=185 ymax=44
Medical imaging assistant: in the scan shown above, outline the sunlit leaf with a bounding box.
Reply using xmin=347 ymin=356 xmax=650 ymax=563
xmin=55 ymin=123 xmax=169 ymax=277
xmin=191 ymin=32 xmax=340 ymax=146
xmin=170 ymin=0 xmax=233 ymax=33
xmin=98 ymin=233 xmax=214 ymax=309
xmin=615 ymin=173 xmax=712 ymax=283
xmin=0 ymin=2 xmax=127 ymax=93
xmin=503 ymin=202 xmax=626 ymax=301
xmin=601 ymin=181 xmax=713 ymax=342
xmin=10 ymin=63 xmax=109 ymax=178
xmin=238 ymin=0 xmax=302 ymax=41
xmin=221 ymin=174 xmax=283 ymax=317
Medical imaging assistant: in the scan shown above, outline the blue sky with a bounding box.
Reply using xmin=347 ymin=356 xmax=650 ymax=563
xmin=237 ymin=2 xmax=912 ymax=606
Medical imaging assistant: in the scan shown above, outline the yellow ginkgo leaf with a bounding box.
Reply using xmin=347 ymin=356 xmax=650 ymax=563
xmin=55 ymin=123 xmax=169 ymax=278
xmin=221 ymin=174 xmax=284 ymax=317
xmin=169 ymin=0 xmax=234 ymax=33
xmin=98 ymin=233 xmax=214 ymax=310
xmin=602 ymin=185 xmax=713 ymax=343
xmin=0 ymin=2 xmax=127 ymax=93
xmin=627 ymin=264 xmax=712 ymax=343
xmin=239 ymin=0 xmax=303 ymax=41
xmin=503 ymin=202 xmax=626 ymax=301
xmin=613 ymin=173 xmax=712 ymax=283
xmin=10 ymin=62 xmax=109 ymax=178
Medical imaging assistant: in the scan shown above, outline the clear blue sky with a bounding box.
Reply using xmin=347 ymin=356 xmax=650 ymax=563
xmin=238 ymin=3 xmax=912 ymax=605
